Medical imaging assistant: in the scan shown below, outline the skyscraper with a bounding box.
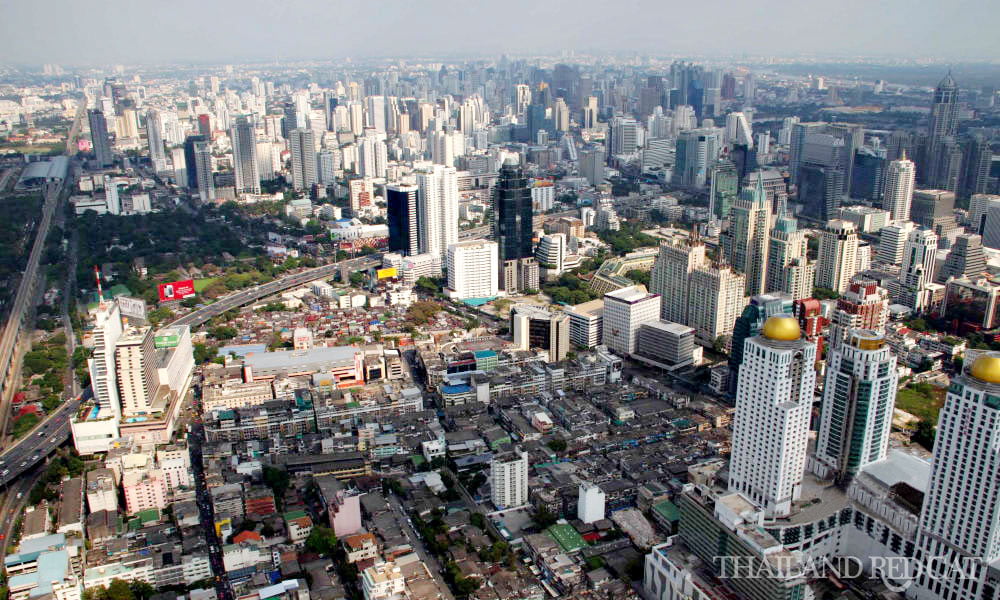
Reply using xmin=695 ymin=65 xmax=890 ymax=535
xmin=728 ymin=316 xmax=816 ymax=518
xmin=687 ymin=263 xmax=747 ymax=347
xmin=827 ymin=279 xmax=889 ymax=350
xmin=182 ymin=135 xmax=206 ymax=190
xmin=766 ymin=215 xmax=808 ymax=296
xmin=192 ymin=140 xmax=215 ymax=203
xmin=493 ymin=158 xmax=534 ymax=291
xmin=416 ymin=164 xmax=459 ymax=262
xmin=609 ymin=117 xmax=639 ymax=155
xmin=936 ymin=233 xmax=988 ymax=283
xmin=88 ymin=301 xmax=124 ymax=420
xmin=727 ymin=294 xmax=794 ymax=396
xmin=386 ymin=184 xmax=420 ymax=256
xmin=813 ymin=329 xmax=897 ymax=483
xmin=145 ymin=109 xmax=166 ymax=172
xmin=816 ymin=219 xmax=859 ymax=293
xmin=358 ymin=132 xmax=387 ymax=178
xmin=722 ymin=174 xmax=771 ymax=296
xmin=445 ymin=241 xmax=499 ymax=301
xmin=910 ymin=352 xmax=1000 ymax=600
xmin=650 ymin=236 xmax=707 ymax=324
xmin=601 ymin=286 xmax=661 ymax=356
xmin=672 ymin=129 xmax=721 ymax=189
xmin=288 ymin=128 xmax=317 ymax=191
xmin=882 ymin=152 xmax=916 ymax=222
xmin=923 ymin=72 xmax=961 ymax=189
xmin=230 ymin=115 xmax=260 ymax=196
xmin=114 ymin=326 xmax=157 ymax=417
xmin=895 ymin=227 xmax=938 ymax=310
xmin=88 ymin=109 xmax=113 ymax=167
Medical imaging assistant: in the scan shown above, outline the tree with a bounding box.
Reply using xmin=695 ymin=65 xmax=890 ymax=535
xmin=128 ymin=581 xmax=155 ymax=600
xmin=625 ymin=269 xmax=651 ymax=286
xmin=469 ymin=512 xmax=486 ymax=531
xmin=416 ymin=276 xmax=442 ymax=295
xmin=547 ymin=439 xmax=567 ymax=453
xmin=107 ymin=579 xmax=135 ymax=600
xmin=349 ymin=272 xmax=365 ymax=287
xmin=532 ymin=506 xmax=558 ymax=529
xmin=913 ymin=419 xmax=935 ymax=451
xmin=263 ymin=466 xmax=290 ymax=506
xmin=305 ymin=525 xmax=338 ymax=557
xmin=210 ymin=326 xmax=238 ymax=341
xmin=625 ymin=557 xmax=645 ymax=581
xmin=812 ymin=287 xmax=840 ymax=300
xmin=12 ymin=414 xmax=40 ymax=438
xmin=193 ymin=343 xmax=218 ymax=364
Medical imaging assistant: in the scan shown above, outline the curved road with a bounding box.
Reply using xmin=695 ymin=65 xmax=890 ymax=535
xmin=170 ymin=256 xmax=382 ymax=329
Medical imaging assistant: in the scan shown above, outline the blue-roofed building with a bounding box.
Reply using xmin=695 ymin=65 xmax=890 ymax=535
xmin=473 ymin=350 xmax=498 ymax=372
xmin=8 ymin=550 xmax=79 ymax=600
xmin=5 ymin=533 xmax=68 ymax=575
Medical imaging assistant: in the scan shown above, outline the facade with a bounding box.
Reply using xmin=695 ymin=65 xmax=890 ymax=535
xmin=650 ymin=237 xmax=707 ymax=324
xmin=722 ymin=174 xmax=771 ymax=296
xmin=231 ymin=115 xmax=261 ymax=195
xmin=765 ymin=216 xmax=808 ymax=296
xmin=289 ymin=128 xmax=317 ymax=191
xmin=88 ymin=109 xmax=113 ymax=167
xmin=114 ymin=327 xmax=157 ymax=417
xmin=192 ymin=140 xmax=214 ymax=203
xmin=816 ymin=219 xmax=859 ymax=294
xmin=882 ymin=153 xmax=916 ymax=222
xmin=491 ymin=449 xmax=529 ymax=509
xmin=445 ymin=240 xmax=499 ymax=301
xmin=636 ymin=320 xmax=699 ymax=371
xmin=728 ymin=316 xmax=816 ymax=518
xmin=728 ymin=294 xmax=794 ymax=395
xmin=145 ymin=109 xmax=166 ymax=172
xmin=687 ymin=264 xmax=747 ymax=347
xmin=813 ymin=330 xmax=898 ymax=482
xmin=601 ymin=286 xmax=661 ymax=356
xmin=385 ymin=184 xmax=420 ymax=255
xmin=577 ymin=482 xmax=606 ymax=524
xmin=827 ymin=279 xmax=890 ymax=350
xmin=937 ymin=233 xmax=988 ymax=283
xmin=566 ymin=299 xmax=603 ymax=349
xmin=416 ymin=164 xmax=459 ymax=262
xmin=494 ymin=158 xmax=535 ymax=291
xmin=510 ymin=305 xmax=570 ymax=362
xmin=877 ymin=221 xmax=916 ymax=265
xmin=672 ymin=128 xmax=720 ymax=189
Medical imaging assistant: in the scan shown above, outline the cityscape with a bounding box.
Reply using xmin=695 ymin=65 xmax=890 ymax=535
xmin=1 ymin=3 xmax=1000 ymax=600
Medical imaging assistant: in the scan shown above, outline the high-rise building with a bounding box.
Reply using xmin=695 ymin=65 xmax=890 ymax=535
xmin=876 ymin=221 xmax=916 ymax=265
xmin=968 ymin=194 xmax=1000 ymax=235
xmin=510 ymin=304 xmax=570 ymax=362
xmin=445 ymin=240 xmax=499 ymax=301
xmin=88 ymin=109 xmax=113 ymax=167
xmin=577 ymin=482 xmax=606 ymax=524
xmin=192 ymin=140 xmax=215 ymax=203
xmin=89 ymin=301 xmax=124 ymax=420
xmin=579 ymin=146 xmax=606 ymax=186
xmin=672 ymin=128 xmax=721 ymax=189
xmin=289 ymin=128 xmax=317 ymax=191
xmin=850 ymin=146 xmax=886 ymax=203
xmin=813 ymin=329 xmax=897 ymax=483
xmin=960 ymin=134 xmax=992 ymax=200
xmin=417 ymin=164 xmax=459 ymax=262
xmin=650 ymin=237 xmax=707 ymax=324
xmin=687 ymin=263 xmax=747 ymax=347
xmin=827 ymin=279 xmax=890 ymax=350
xmin=386 ymin=184 xmax=420 ymax=256
xmin=709 ymin=161 xmax=739 ymax=220
xmin=114 ymin=326 xmax=157 ymax=418
xmin=609 ymin=117 xmax=639 ymax=155
xmin=182 ymin=135 xmax=206 ymax=189
xmin=936 ymin=233 xmax=988 ymax=283
xmin=230 ymin=115 xmax=260 ymax=196
xmin=493 ymin=158 xmax=534 ymax=291
xmin=796 ymin=133 xmax=848 ymax=221
xmin=490 ymin=449 xmax=528 ymax=510
xmin=895 ymin=227 xmax=939 ymax=310
xmin=145 ymin=109 xmax=166 ymax=172
xmin=922 ymin=72 xmax=961 ymax=190
xmin=535 ymin=233 xmax=567 ymax=276
xmin=910 ymin=352 xmax=1000 ymax=600
xmin=366 ymin=95 xmax=387 ymax=133
xmin=728 ymin=294 xmax=794 ymax=395
xmin=358 ymin=132 xmax=387 ymax=178
xmin=728 ymin=316 xmax=816 ymax=518
xmin=766 ymin=216 xmax=809 ymax=297
xmin=816 ymin=219 xmax=859 ymax=294
xmin=601 ymin=286 xmax=661 ymax=356
xmin=581 ymin=96 xmax=598 ymax=130
xmin=722 ymin=174 xmax=771 ymax=296
xmin=882 ymin=152 xmax=916 ymax=222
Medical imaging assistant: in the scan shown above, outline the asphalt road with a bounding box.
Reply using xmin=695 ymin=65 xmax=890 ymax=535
xmin=0 ymin=397 xmax=79 ymax=488
xmin=188 ymin=420 xmax=234 ymax=600
xmin=386 ymin=493 xmax=455 ymax=600
xmin=0 ymin=469 xmax=43 ymax=558
xmin=169 ymin=255 xmax=382 ymax=328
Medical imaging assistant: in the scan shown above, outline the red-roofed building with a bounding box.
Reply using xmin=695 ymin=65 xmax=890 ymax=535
xmin=232 ymin=530 xmax=262 ymax=545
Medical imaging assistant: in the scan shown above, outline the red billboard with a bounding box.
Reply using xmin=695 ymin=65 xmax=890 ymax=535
xmin=158 ymin=279 xmax=196 ymax=302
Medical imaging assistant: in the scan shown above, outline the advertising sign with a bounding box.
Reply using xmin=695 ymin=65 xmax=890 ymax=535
xmin=157 ymin=279 xmax=195 ymax=302
xmin=116 ymin=296 xmax=147 ymax=320
xmin=376 ymin=267 xmax=398 ymax=280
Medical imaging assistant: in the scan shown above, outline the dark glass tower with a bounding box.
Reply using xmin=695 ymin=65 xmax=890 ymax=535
xmin=183 ymin=135 xmax=207 ymax=189
xmin=386 ymin=184 xmax=420 ymax=255
xmin=87 ymin=109 xmax=113 ymax=167
xmin=494 ymin=158 xmax=534 ymax=283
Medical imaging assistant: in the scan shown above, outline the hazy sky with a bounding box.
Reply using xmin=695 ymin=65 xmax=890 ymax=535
xmin=3 ymin=0 xmax=999 ymax=65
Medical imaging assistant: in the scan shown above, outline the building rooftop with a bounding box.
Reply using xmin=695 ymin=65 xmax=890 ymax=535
xmin=245 ymin=345 xmax=358 ymax=371
xmin=604 ymin=285 xmax=654 ymax=303
xmin=860 ymin=449 xmax=931 ymax=491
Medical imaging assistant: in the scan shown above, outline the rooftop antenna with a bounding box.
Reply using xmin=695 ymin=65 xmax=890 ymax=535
xmin=94 ymin=265 xmax=105 ymax=304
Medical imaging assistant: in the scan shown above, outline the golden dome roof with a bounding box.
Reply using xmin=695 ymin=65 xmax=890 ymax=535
xmin=761 ymin=316 xmax=801 ymax=342
xmin=970 ymin=353 xmax=1000 ymax=384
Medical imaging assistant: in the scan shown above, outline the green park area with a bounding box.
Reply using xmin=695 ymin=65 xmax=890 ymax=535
xmin=895 ymin=382 xmax=946 ymax=423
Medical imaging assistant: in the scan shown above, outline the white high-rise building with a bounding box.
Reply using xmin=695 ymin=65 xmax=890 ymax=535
xmin=358 ymin=132 xmax=387 ymax=178
xmin=445 ymin=240 xmax=498 ymax=300
xmin=882 ymin=152 xmax=916 ymax=222
xmin=650 ymin=237 xmax=707 ymax=324
xmin=416 ymin=165 xmax=459 ymax=261
xmin=115 ymin=326 xmax=157 ymax=417
xmin=490 ymin=449 xmax=528 ymax=510
xmin=193 ymin=140 xmax=215 ymax=203
xmin=145 ymin=109 xmax=166 ymax=172
xmin=366 ymin=95 xmax=386 ymax=133
xmin=910 ymin=352 xmax=1000 ymax=600
xmin=876 ymin=221 xmax=916 ymax=265
xmin=88 ymin=300 xmax=124 ymax=420
xmin=900 ymin=227 xmax=939 ymax=289
xmin=535 ymin=233 xmax=566 ymax=276
xmin=724 ymin=111 xmax=754 ymax=147
xmin=728 ymin=316 xmax=816 ymax=518
xmin=601 ymin=286 xmax=661 ymax=356
xmin=231 ymin=115 xmax=260 ymax=196
xmin=577 ymin=482 xmax=606 ymax=524
xmin=289 ymin=128 xmax=317 ymax=191
xmin=813 ymin=330 xmax=897 ymax=482
xmin=766 ymin=216 xmax=808 ymax=296
xmin=687 ymin=264 xmax=747 ymax=347
xmin=816 ymin=219 xmax=859 ymax=294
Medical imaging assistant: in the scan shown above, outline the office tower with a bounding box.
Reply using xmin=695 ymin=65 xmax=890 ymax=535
xmin=724 ymin=112 xmax=753 ymax=147
xmin=579 ymin=146 xmax=606 ymax=186
xmin=416 ymin=164 xmax=459 ymax=261
xmin=968 ymin=194 xmax=1000 ymax=235
xmin=145 ymin=109 xmax=166 ymax=172
xmin=826 ymin=279 xmax=889 ymax=349
xmin=601 ymin=286 xmax=661 ymax=356
xmin=709 ymin=161 xmax=739 ymax=220
xmin=609 ymin=117 xmax=639 ymax=155
xmin=430 ymin=128 xmax=463 ymax=167
xmin=743 ymin=71 xmax=756 ymax=101
xmin=850 ymin=146 xmax=886 ymax=203
xmin=493 ymin=158 xmax=534 ymax=291
xmin=552 ymin=98 xmax=570 ymax=132
xmin=445 ymin=240 xmax=499 ymax=301
xmin=566 ymin=300 xmax=604 ymax=349
xmin=960 ymin=134 xmax=992 ymax=199
xmin=317 ymin=150 xmax=338 ymax=185
xmin=910 ymin=352 xmax=1000 ymax=600
xmin=882 ymin=152 xmax=916 ymax=221
xmin=88 ymin=109 xmax=113 ymax=167
xmin=728 ymin=316 xmax=816 ymax=518
xmin=788 ymin=122 xmax=827 ymax=185
xmin=490 ymin=449 xmax=528 ymax=509
xmin=687 ymin=263 xmax=747 ymax=347
xmin=647 ymin=106 xmax=672 ymax=140
xmin=535 ymin=233 xmax=566 ymax=276
xmin=650 ymin=237 xmax=707 ymax=324
xmin=197 ymin=113 xmax=212 ymax=138
xmin=510 ymin=304 xmax=570 ymax=362
xmin=816 ymin=219 xmax=859 ymax=293
xmin=923 ymin=72 xmax=961 ymax=188
xmin=728 ymin=294 xmax=794 ymax=395
xmin=722 ymin=174 xmax=771 ymax=296
xmin=911 ymin=189 xmax=958 ymax=237
xmin=636 ymin=320 xmax=699 ymax=370
xmin=347 ymin=101 xmax=364 ymax=136
xmin=766 ymin=215 xmax=808 ymax=295
xmin=755 ymin=132 xmax=771 ymax=155
xmin=288 ymin=128 xmax=317 ymax=191
xmin=672 ymin=105 xmax=697 ymax=135
xmin=581 ymin=96 xmax=598 ymax=129
xmin=525 ymin=103 xmax=551 ymax=143
xmin=192 ymin=140 xmax=215 ymax=203
xmin=813 ymin=330 xmax=897 ymax=483
xmin=358 ymin=133 xmax=387 ymax=178
xmin=777 ymin=116 xmax=799 ymax=146
xmin=577 ymin=482 xmax=605 ymax=524
xmin=876 ymin=220 xmax=916 ymax=265
xmin=386 ymin=184 xmax=420 ymax=255
xmin=672 ymin=128 xmax=721 ymax=189
xmin=114 ymin=326 xmax=157 ymax=417
xmin=170 ymin=147 xmax=186 ymax=186
xmin=282 ymin=101 xmax=307 ymax=137
xmin=89 ymin=301 xmax=124 ymax=420
xmin=897 ymin=228 xmax=939 ymax=311
xmin=230 ymin=115 xmax=260 ymax=196
xmin=936 ymin=233 xmax=988 ymax=283
xmin=797 ymin=133 xmax=848 ymax=221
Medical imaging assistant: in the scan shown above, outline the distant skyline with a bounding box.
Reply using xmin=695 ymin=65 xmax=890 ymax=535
xmin=3 ymin=0 xmax=1000 ymax=66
